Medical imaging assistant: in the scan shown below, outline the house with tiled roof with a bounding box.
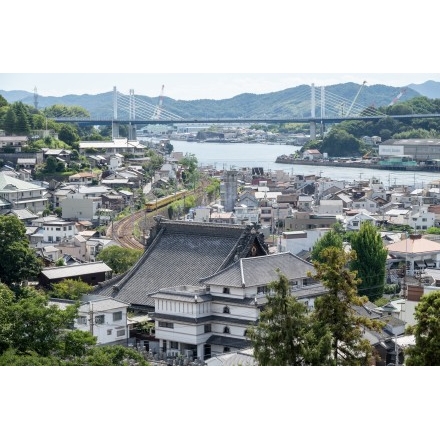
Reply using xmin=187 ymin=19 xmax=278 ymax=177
xmin=92 ymin=219 xmax=269 ymax=313
xmin=0 ymin=171 xmax=49 ymax=214
xmin=386 ymin=233 xmax=440 ymax=275
xmin=39 ymin=261 xmax=113 ymax=287
xmin=149 ymin=252 xmax=324 ymax=361
xmin=49 ymin=295 xmax=130 ymax=346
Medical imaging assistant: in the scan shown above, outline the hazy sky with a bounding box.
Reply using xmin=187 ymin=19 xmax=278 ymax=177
xmin=2 ymin=3 xmax=439 ymax=100
xmin=1 ymin=73 xmax=439 ymax=101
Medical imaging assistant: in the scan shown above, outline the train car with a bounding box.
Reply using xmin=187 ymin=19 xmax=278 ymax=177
xmin=145 ymin=190 xmax=189 ymax=212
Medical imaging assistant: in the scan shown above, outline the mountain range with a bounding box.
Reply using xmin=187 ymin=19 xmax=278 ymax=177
xmin=1 ymin=81 xmax=440 ymax=120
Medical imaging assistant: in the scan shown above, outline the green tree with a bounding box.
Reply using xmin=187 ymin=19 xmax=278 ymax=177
xmin=320 ymin=128 xmax=363 ymax=157
xmin=0 ymin=215 xmax=42 ymax=286
xmin=49 ymin=279 xmax=93 ymax=300
xmin=62 ymin=329 xmax=97 ymax=359
xmin=349 ymin=222 xmax=388 ymax=301
xmin=8 ymin=290 xmax=78 ymax=357
xmin=97 ymin=245 xmax=143 ymax=274
xmin=310 ymin=229 xmax=343 ymax=264
xmin=0 ymin=348 xmax=64 ymax=366
xmin=405 ymin=290 xmax=440 ymax=366
xmin=58 ymin=124 xmax=80 ymax=147
xmin=44 ymin=156 xmax=58 ymax=173
xmin=13 ymin=102 xmax=31 ymax=134
xmin=0 ymin=94 xmax=8 ymax=107
xmin=0 ymin=283 xmax=15 ymax=353
xmin=311 ymin=247 xmax=383 ymax=365
xmin=247 ymin=272 xmax=333 ymax=366
xmin=3 ymin=107 xmax=17 ymax=134
xmin=70 ymin=345 xmax=149 ymax=366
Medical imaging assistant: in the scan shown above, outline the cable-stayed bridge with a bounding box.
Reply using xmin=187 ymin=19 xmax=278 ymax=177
xmin=52 ymin=85 xmax=440 ymax=140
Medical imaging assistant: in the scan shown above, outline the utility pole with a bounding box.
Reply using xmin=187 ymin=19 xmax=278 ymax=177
xmin=89 ymin=302 xmax=94 ymax=336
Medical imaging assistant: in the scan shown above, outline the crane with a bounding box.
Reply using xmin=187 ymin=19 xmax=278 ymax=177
xmin=388 ymin=88 xmax=407 ymax=106
xmin=345 ymin=80 xmax=367 ymax=117
xmin=152 ymin=84 xmax=165 ymax=120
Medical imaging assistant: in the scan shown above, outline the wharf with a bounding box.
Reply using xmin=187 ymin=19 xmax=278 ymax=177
xmin=274 ymin=157 xmax=440 ymax=172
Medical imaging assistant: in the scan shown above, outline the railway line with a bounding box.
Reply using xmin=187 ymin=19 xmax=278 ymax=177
xmin=106 ymin=179 xmax=211 ymax=251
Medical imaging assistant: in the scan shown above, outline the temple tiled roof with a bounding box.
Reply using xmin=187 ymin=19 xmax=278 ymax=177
xmin=200 ymin=252 xmax=316 ymax=287
xmin=92 ymin=219 xmax=268 ymax=307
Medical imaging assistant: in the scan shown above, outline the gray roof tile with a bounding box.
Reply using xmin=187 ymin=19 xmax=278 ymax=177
xmin=93 ymin=220 xmax=268 ymax=307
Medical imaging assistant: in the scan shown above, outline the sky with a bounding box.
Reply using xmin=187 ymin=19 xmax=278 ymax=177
xmin=2 ymin=2 xmax=439 ymax=101
xmin=1 ymin=73 xmax=439 ymax=101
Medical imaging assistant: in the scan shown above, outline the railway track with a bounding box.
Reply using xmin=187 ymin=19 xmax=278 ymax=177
xmin=107 ymin=180 xmax=211 ymax=251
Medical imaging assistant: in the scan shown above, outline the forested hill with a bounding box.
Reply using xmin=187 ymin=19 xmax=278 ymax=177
xmin=0 ymin=81 xmax=435 ymax=119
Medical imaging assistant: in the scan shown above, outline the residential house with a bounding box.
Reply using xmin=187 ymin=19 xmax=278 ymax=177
xmin=41 ymin=219 xmax=77 ymax=244
xmin=68 ymin=172 xmax=99 ymax=185
xmin=49 ymin=295 xmax=130 ymax=346
xmin=315 ymin=199 xmax=343 ymax=215
xmin=39 ymin=261 xmax=113 ymax=288
xmin=345 ymin=212 xmax=377 ymax=231
xmin=280 ymin=228 xmax=332 ymax=256
xmin=0 ymin=171 xmax=48 ymax=214
xmin=41 ymin=148 xmax=71 ymax=164
xmin=351 ymin=197 xmax=379 ymax=214
xmin=284 ymin=211 xmax=339 ymax=231
xmin=0 ymin=135 xmax=28 ymax=152
xmin=386 ymin=233 xmax=440 ymax=275
xmin=234 ymin=204 xmax=259 ymax=225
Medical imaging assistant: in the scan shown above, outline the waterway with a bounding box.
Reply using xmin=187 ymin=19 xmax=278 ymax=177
xmin=144 ymin=138 xmax=440 ymax=188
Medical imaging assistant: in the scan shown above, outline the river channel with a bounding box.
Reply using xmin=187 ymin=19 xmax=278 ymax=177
xmin=160 ymin=139 xmax=440 ymax=189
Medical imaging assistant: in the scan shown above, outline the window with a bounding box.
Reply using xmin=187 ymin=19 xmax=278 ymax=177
xmin=116 ymin=329 xmax=125 ymax=337
xmin=158 ymin=321 xmax=174 ymax=329
xmin=222 ymin=287 xmax=230 ymax=294
xmin=113 ymin=311 xmax=122 ymax=321
xmin=77 ymin=316 xmax=87 ymax=325
xmin=223 ymin=306 xmax=230 ymax=314
xmin=107 ymin=329 xmax=112 ymax=335
xmin=170 ymin=341 xmax=178 ymax=349
xmin=204 ymin=324 xmax=211 ymax=333
xmin=257 ymin=285 xmax=268 ymax=294
xmin=95 ymin=315 xmax=105 ymax=324
xmin=223 ymin=347 xmax=230 ymax=353
xmin=223 ymin=326 xmax=230 ymax=334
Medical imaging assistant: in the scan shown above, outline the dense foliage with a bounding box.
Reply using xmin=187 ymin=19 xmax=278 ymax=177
xmin=96 ymin=245 xmax=143 ymax=274
xmin=311 ymin=247 xmax=383 ymax=365
xmin=405 ymin=290 xmax=440 ymax=366
xmin=248 ymin=272 xmax=333 ymax=366
xmin=0 ymin=215 xmax=42 ymax=287
xmin=349 ymin=222 xmax=388 ymax=301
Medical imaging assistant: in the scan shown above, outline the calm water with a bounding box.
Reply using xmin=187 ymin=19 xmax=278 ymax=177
xmin=149 ymin=138 xmax=440 ymax=188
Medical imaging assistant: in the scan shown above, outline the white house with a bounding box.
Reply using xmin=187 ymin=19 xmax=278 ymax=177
xmin=280 ymin=228 xmax=332 ymax=256
xmin=234 ymin=204 xmax=260 ymax=225
xmin=76 ymin=296 xmax=130 ymax=345
xmin=0 ymin=171 xmax=49 ymax=214
xmin=41 ymin=219 xmax=77 ymax=243
xmin=345 ymin=212 xmax=377 ymax=231
xmin=150 ymin=252 xmax=325 ymax=361
xmin=315 ymin=199 xmax=343 ymax=215
xmin=49 ymin=295 xmax=130 ymax=346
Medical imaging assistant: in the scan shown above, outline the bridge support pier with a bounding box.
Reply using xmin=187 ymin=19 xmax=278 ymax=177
xmin=112 ymin=122 xmax=120 ymax=139
xmin=310 ymin=121 xmax=316 ymax=140
xmin=128 ymin=123 xmax=137 ymax=141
